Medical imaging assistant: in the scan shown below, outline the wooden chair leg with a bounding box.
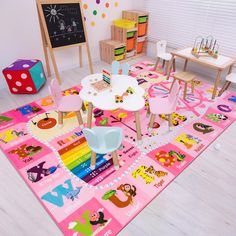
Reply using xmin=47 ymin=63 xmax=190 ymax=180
xmin=149 ymin=113 xmax=156 ymax=129
xmin=170 ymin=78 xmax=177 ymax=92
xmin=112 ymin=151 xmax=119 ymax=170
xmin=76 ymin=111 xmax=84 ymax=127
xmin=90 ymin=151 xmax=96 ymax=170
xmin=183 ymin=59 xmax=188 ymax=71
xmin=191 ymin=81 xmax=195 ymax=94
xmin=165 ymin=61 xmax=169 ymax=75
xmin=134 ymin=111 xmax=142 ymax=144
xmin=81 ymin=102 xmax=87 ymax=113
xmin=58 ymin=111 xmax=63 ymax=127
xmin=154 ymin=57 xmax=160 ymax=70
xmin=162 ymin=59 xmax=166 ymax=68
xmin=173 ymin=58 xmax=176 ymax=72
xmin=183 ymin=82 xmax=188 ymax=99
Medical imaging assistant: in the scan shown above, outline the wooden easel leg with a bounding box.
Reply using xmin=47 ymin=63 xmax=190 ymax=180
xmin=86 ymin=43 xmax=94 ymax=74
xmin=79 ymin=46 xmax=83 ymax=68
xmin=49 ymin=48 xmax=61 ymax=84
xmin=87 ymin=102 xmax=93 ymax=128
xmin=134 ymin=111 xmax=142 ymax=145
xmin=183 ymin=59 xmax=188 ymax=71
xmin=212 ymin=70 xmax=222 ymax=99
xmin=76 ymin=111 xmax=84 ymax=127
xmin=43 ymin=47 xmax=51 ymax=77
xmin=90 ymin=151 xmax=96 ymax=169
xmin=112 ymin=151 xmax=119 ymax=170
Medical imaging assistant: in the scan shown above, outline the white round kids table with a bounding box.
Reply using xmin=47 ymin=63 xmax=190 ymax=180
xmin=79 ymin=73 xmax=145 ymax=144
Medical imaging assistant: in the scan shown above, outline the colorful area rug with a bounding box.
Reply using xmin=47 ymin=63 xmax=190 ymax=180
xmin=1 ymin=61 xmax=236 ymax=236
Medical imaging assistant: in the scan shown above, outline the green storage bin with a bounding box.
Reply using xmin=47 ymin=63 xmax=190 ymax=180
xmin=138 ymin=16 xmax=148 ymax=23
xmin=127 ymin=31 xmax=135 ymax=38
xmin=114 ymin=47 xmax=125 ymax=56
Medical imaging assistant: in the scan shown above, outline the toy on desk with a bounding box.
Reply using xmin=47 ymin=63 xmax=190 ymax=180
xmin=103 ymin=69 xmax=111 ymax=84
xmin=191 ymin=35 xmax=219 ymax=59
xmin=115 ymin=87 xmax=135 ymax=103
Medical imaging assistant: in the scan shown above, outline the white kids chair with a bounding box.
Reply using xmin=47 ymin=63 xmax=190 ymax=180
xmin=218 ymin=73 xmax=236 ymax=96
xmin=154 ymin=40 xmax=175 ymax=74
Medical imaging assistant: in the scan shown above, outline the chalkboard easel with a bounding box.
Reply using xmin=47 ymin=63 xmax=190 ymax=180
xmin=36 ymin=0 xmax=93 ymax=84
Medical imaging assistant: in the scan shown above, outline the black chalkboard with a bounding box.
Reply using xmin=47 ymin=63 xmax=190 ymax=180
xmin=42 ymin=3 xmax=85 ymax=48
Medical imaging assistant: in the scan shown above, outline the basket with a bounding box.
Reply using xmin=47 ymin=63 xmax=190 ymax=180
xmin=138 ymin=16 xmax=148 ymax=23
xmin=113 ymin=19 xmax=136 ymax=29
xmin=137 ymin=42 xmax=144 ymax=54
xmin=114 ymin=54 xmax=125 ymax=61
xmin=126 ymin=38 xmax=135 ymax=52
xmin=114 ymin=47 xmax=125 ymax=56
xmin=127 ymin=31 xmax=135 ymax=38
xmin=138 ymin=22 xmax=147 ymax=37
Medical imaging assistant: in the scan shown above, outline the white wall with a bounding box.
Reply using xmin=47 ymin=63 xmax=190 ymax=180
xmin=0 ymin=0 xmax=145 ymax=89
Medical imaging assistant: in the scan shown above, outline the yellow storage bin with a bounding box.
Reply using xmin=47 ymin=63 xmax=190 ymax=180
xmin=114 ymin=54 xmax=125 ymax=61
xmin=113 ymin=19 xmax=136 ymax=29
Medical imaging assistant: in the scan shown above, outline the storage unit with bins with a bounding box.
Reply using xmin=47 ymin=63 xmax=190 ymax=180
xmin=100 ymin=10 xmax=149 ymax=64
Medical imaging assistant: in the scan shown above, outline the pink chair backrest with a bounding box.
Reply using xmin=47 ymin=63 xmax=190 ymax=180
xmin=49 ymin=79 xmax=62 ymax=107
xmin=156 ymin=40 xmax=167 ymax=56
xmin=169 ymin=81 xmax=181 ymax=110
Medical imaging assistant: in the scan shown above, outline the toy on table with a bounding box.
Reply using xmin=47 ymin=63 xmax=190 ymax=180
xmin=91 ymin=69 xmax=112 ymax=92
xmin=2 ymin=59 xmax=46 ymax=94
xmin=191 ymin=35 xmax=219 ymax=59
xmin=115 ymin=86 xmax=135 ymax=103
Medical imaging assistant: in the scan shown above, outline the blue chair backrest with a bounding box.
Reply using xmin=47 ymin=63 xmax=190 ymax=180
xmin=83 ymin=128 xmax=99 ymax=150
xmin=111 ymin=61 xmax=120 ymax=74
xmin=122 ymin=63 xmax=129 ymax=75
xmin=104 ymin=127 xmax=122 ymax=150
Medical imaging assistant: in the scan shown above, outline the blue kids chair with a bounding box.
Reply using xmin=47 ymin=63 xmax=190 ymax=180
xmin=111 ymin=61 xmax=120 ymax=74
xmin=83 ymin=126 xmax=123 ymax=170
xmin=121 ymin=62 xmax=130 ymax=75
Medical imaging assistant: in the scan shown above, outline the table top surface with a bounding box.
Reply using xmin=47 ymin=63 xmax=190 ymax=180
xmin=79 ymin=73 xmax=145 ymax=111
xmin=172 ymin=47 xmax=235 ymax=69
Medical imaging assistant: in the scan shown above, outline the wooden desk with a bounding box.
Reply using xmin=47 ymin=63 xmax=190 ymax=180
xmin=167 ymin=47 xmax=235 ymax=99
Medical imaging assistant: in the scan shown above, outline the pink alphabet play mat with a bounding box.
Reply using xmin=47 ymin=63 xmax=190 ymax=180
xmin=1 ymin=61 xmax=236 ymax=236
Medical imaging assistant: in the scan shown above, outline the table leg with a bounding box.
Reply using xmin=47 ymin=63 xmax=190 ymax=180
xmin=167 ymin=55 xmax=175 ymax=79
xmin=183 ymin=59 xmax=188 ymax=71
xmin=183 ymin=82 xmax=187 ymax=100
xmin=87 ymin=102 xmax=93 ymax=128
xmin=134 ymin=111 xmax=142 ymax=145
xmin=162 ymin=60 xmax=166 ymax=68
xmin=212 ymin=70 xmax=222 ymax=99
xmin=228 ymin=64 xmax=233 ymax=74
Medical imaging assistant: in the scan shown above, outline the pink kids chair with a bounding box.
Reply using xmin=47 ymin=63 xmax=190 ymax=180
xmin=49 ymin=79 xmax=84 ymax=128
xmin=148 ymin=81 xmax=181 ymax=131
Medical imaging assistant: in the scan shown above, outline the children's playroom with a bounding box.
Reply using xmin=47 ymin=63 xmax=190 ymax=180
xmin=0 ymin=1 xmax=236 ymax=235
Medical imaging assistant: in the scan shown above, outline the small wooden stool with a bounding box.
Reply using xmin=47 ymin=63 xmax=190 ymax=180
xmin=170 ymin=71 xmax=196 ymax=99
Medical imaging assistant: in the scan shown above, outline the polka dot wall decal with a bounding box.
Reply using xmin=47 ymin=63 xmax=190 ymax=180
xmin=91 ymin=21 xmax=95 ymax=26
xmin=93 ymin=10 xmax=97 ymax=16
xmin=23 ymin=64 xmax=30 ymax=68
xmin=102 ymin=13 xmax=106 ymax=18
xmin=83 ymin=3 xmax=88 ymax=10
xmin=26 ymin=87 xmax=33 ymax=92
xmin=12 ymin=88 xmax=18 ymax=92
xmin=16 ymin=81 xmax=22 ymax=87
xmin=21 ymin=73 xmax=27 ymax=79
xmin=96 ymin=0 xmax=100 ymax=4
xmin=7 ymin=74 xmax=12 ymax=80
xmin=115 ymin=2 xmax=119 ymax=7
xmin=105 ymin=2 xmax=109 ymax=8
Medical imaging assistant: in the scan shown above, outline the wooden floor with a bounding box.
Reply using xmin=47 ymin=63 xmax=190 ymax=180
xmin=0 ymin=57 xmax=236 ymax=236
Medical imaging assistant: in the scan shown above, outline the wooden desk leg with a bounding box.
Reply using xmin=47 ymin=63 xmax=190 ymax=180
xmin=134 ymin=111 xmax=142 ymax=145
xmin=183 ymin=59 xmax=188 ymax=71
xmin=90 ymin=151 xmax=96 ymax=169
xmin=212 ymin=70 xmax=222 ymax=99
xmin=167 ymin=55 xmax=175 ymax=79
xmin=87 ymin=102 xmax=93 ymax=128
xmin=112 ymin=151 xmax=119 ymax=170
